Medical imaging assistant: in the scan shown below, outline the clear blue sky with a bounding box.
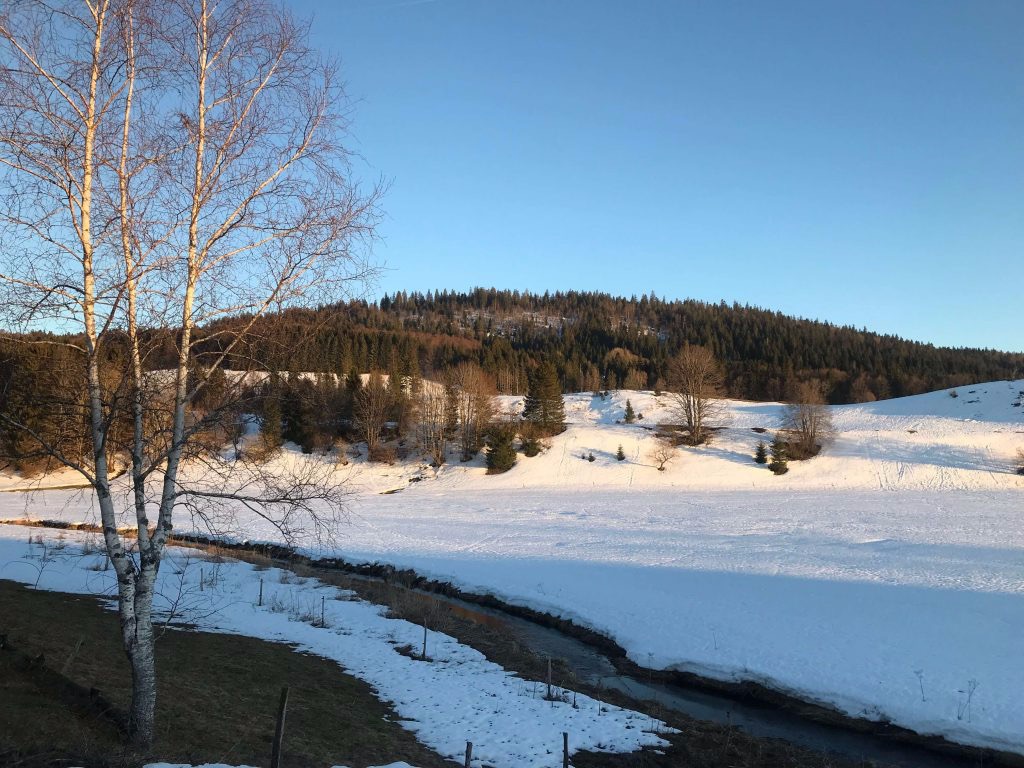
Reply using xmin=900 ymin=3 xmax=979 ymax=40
xmin=292 ymin=0 xmax=1023 ymax=353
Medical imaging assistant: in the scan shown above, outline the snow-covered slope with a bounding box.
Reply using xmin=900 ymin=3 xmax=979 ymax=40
xmin=2 ymin=380 xmax=1022 ymax=754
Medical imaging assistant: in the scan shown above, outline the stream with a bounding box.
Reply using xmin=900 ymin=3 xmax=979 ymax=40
xmin=403 ymin=585 xmax=1003 ymax=768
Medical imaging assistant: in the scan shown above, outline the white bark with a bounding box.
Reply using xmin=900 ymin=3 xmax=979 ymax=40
xmin=0 ymin=0 xmax=377 ymax=746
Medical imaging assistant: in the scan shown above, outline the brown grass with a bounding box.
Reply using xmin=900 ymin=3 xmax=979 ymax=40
xmin=0 ymin=579 xmax=453 ymax=768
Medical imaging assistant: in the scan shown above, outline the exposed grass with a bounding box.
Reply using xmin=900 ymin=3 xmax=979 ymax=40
xmin=0 ymin=579 xmax=453 ymax=768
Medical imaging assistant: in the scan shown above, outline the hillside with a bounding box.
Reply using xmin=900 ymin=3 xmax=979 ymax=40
xmin=205 ymin=289 xmax=1024 ymax=403
xmin=3 ymin=379 xmax=1023 ymax=755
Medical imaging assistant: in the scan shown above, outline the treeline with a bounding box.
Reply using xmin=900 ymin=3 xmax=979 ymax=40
xmin=195 ymin=289 xmax=1022 ymax=403
xmin=0 ymin=333 xmax=567 ymax=476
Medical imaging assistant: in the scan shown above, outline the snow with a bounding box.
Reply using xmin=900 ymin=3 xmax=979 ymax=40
xmin=0 ymin=525 xmax=669 ymax=768
xmin=2 ymin=380 xmax=1022 ymax=755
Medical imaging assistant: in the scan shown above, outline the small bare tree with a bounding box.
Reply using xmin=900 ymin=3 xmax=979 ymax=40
xmin=649 ymin=439 xmax=676 ymax=471
xmin=0 ymin=0 xmax=378 ymax=745
xmin=666 ymin=345 xmax=726 ymax=445
xmin=1015 ymin=447 xmax=1024 ymax=475
xmin=784 ymin=381 xmax=835 ymax=459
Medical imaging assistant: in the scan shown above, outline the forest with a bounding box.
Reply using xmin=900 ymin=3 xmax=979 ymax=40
xmin=196 ymin=288 xmax=1022 ymax=403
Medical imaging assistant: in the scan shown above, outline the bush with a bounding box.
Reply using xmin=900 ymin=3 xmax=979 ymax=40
xmin=587 ymin=452 xmax=595 ymax=462
xmin=522 ymin=436 xmax=541 ymax=457
xmin=616 ymin=444 xmax=626 ymax=461
xmin=368 ymin=444 xmax=397 ymax=464
xmin=1017 ymin=448 xmax=1024 ymax=475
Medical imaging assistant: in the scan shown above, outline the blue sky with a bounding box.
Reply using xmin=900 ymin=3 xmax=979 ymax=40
xmin=292 ymin=0 xmax=1023 ymax=352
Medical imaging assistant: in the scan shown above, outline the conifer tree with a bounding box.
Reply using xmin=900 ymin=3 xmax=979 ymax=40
xmin=260 ymin=389 xmax=283 ymax=452
xmin=624 ymin=399 xmax=636 ymax=424
xmin=522 ymin=362 xmax=565 ymax=436
xmin=616 ymin=444 xmax=626 ymax=461
xmin=485 ymin=424 xmax=517 ymax=474
xmin=754 ymin=440 xmax=768 ymax=464
xmin=768 ymin=434 xmax=789 ymax=475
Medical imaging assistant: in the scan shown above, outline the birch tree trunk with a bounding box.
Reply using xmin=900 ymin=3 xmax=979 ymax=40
xmin=1 ymin=0 xmax=378 ymax=747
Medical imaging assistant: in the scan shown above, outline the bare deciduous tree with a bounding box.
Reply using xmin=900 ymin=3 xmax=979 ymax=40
xmin=0 ymin=0 xmax=378 ymax=745
xmin=784 ymin=381 xmax=835 ymax=459
xmin=666 ymin=345 xmax=726 ymax=445
xmin=649 ymin=439 xmax=676 ymax=471
xmin=451 ymin=362 xmax=496 ymax=461
xmin=355 ymin=371 xmax=391 ymax=457
xmin=416 ymin=383 xmax=449 ymax=467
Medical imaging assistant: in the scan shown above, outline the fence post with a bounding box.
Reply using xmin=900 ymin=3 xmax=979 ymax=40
xmin=271 ymin=685 xmax=289 ymax=768
xmin=259 ymin=578 xmax=263 ymax=607
xmin=562 ymin=731 xmax=569 ymax=768
xmin=464 ymin=740 xmax=472 ymax=768
xmin=546 ymin=657 xmax=552 ymax=699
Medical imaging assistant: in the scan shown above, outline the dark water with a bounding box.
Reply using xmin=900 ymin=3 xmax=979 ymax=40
xmin=423 ymin=590 xmax=990 ymax=768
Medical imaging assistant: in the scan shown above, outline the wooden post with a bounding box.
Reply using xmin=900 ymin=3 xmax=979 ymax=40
xmin=271 ymin=685 xmax=289 ymax=768
xmin=422 ymin=620 xmax=428 ymax=660
xmin=562 ymin=731 xmax=569 ymax=768
xmin=464 ymin=741 xmax=472 ymax=768
xmin=258 ymin=578 xmax=263 ymax=607
xmin=321 ymin=595 xmax=325 ymax=627
xmin=546 ymin=657 xmax=552 ymax=699
xmin=200 ymin=567 xmax=204 ymax=591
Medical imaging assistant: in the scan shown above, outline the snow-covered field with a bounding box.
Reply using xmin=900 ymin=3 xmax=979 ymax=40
xmin=0 ymin=524 xmax=669 ymax=767
xmin=2 ymin=380 xmax=1022 ymax=754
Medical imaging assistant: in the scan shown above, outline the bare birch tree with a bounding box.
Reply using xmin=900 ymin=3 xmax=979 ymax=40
xmin=666 ymin=345 xmax=726 ymax=445
xmin=0 ymin=0 xmax=378 ymax=746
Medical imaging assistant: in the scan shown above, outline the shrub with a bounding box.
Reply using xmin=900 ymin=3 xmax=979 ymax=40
xmin=368 ymin=444 xmax=397 ymax=464
xmin=1017 ymin=447 xmax=1024 ymax=475
xmin=522 ymin=436 xmax=541 ymax=457
xmin=616 ymin=444 xmax=626 ymax=461
xmin=587 ymin=452 xmax=595 ymax=462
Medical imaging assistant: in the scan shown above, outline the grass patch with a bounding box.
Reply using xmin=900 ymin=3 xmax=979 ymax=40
xmin=0 ymin=579 xmax=451 ymax=768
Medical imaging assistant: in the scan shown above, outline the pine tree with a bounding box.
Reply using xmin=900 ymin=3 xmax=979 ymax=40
xmin=260 ymin=386 xmax=283 ymax=451
xmin=768 ymin=434 xmax=789 ymax=475
xmin=616 ymin=444 xmax=626 ymax=461
xmin=522 ymin=362 xmax=565 ymax=436
xmin=624 ymin=399 xmax=636 ymax=424
xmin=754 ymin=440 xmax=768 ymax=464
xmin=485 ymin=425 xmax=517 ymax=474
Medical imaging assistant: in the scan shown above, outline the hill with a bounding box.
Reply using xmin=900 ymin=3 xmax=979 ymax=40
xmin=210 ymin=289 xmax=1023 ymax=403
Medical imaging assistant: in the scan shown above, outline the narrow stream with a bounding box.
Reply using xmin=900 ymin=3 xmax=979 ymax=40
xmin=417 ymin=589 xmax=995 ymax=768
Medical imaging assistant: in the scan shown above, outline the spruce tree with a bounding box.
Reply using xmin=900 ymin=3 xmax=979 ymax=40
xmin=260 ymin=387 xmax=283 ymax=451
xmin=522 ymin=362 xmax=565 ymax=436
xmin=768 ymin=434 xmax=789 ymax=475
xmin=485 ymin=425 xmax=517 ymax=474
xmin=616 ymin=444 xmax=626 ymax=461
xmin=754 ymin=440 xmax=768 ymax=464
xmin=624 ymin=399 xmax=636 ymax=424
